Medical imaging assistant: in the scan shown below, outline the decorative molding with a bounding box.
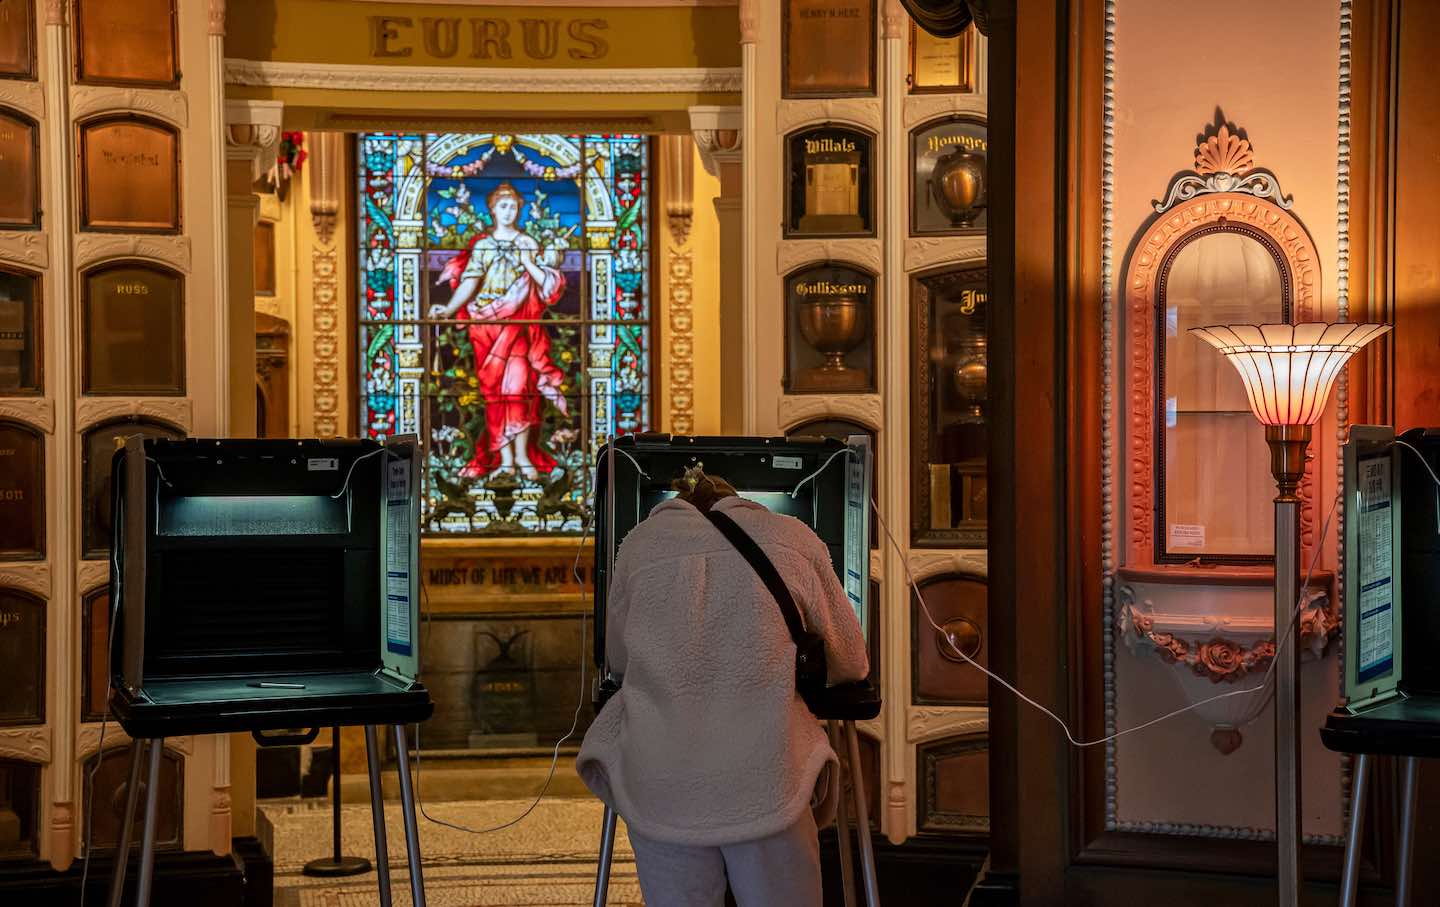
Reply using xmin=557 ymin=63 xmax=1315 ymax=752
xmin=667 ymin=249 xmax=696 ymax=434
xmin=0 ymin=396 xmax=55 ymax=433
xmin=776 ymin=394 xmax=883 ymax=433
xmin=906 ymin=707 xmax=988 ymax=744
xmin=776 ymin=238 xmax=883 ymax=275
xmin=908 ymin=549 xmax=988 ymax=583
xmin=308 ymin=132 xmax=345 ymax=245
xmin=71 ymin=87 xmax=188 ymax=129
xmin=902 ymin=93 xmax=989 ymax=130
xmin=738 ymin=0 xmax=757 ymax=43
xmin=0 ymin=231 xmax=49 ymax=270
xmin=881 ymin=0 xmax=906 ymax=39
xmin=0 ymin=563 xmax=51 ymax=599
xmin=225 ymin=59 xmax=744 ymax=94
xmin=225 ymin=99 xmax=285 ymax=184
xmin=1101 ymin=0 xmax=1118 ymax=831
xmin=75 ymin=398 xmax=194 ymax=434
xmin=690 ymin=105 xmax=742 ymax=178
xmin=44 ymin=0 xmax=63 ymax=27
xmin=774 ymin=98 xmax=883 ymax=136
xmin=661 ymin=135 xmax=695 ymax=247
xmin=0 ymin=80 xmax=44 ymax=119
xmin=1123 ymin=192 xmax=1319 ymax=564
xmin=209 ymin=0 xmax=226 ymax=36
xmin=77 ymin=560 xmax=108 ymax=593
xmin=74 ymin=234 xmax=192 ymax=274
xmin=312 ymin=247 xmax=341 ymax=438
xmin=903 ymin=236 xmax=987 ymax=272
xmin=0 ymin=726 xmax=50 ymax=763
xmin=1153 ymin=124 xmax=1291 ymax=213
xmin=76 ymin=730 xmax=193 ymax=761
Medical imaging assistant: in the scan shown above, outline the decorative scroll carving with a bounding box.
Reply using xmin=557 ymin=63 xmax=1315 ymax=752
xmin=1195 ymin=124 xmax=1254 ymax=175
xmin=667 ymin=250 xmax=695 ymax=435
xmin=903 ymin=236 xmax=986 ymax=272
xmin=909 ymin=549 xmax=988 ymax=583
xmin=71 ymin=87 xmax=188 ymax=128
xmin=901 ymin=92 xmax=988 ymax=130
xmin=74 ymin=234 xmax=191 ymax=273
xmin=906 ymin=707 xmax=988 ymax=744
xmin=776 ymin=394 xmax=882 ymax=433
xmin=75 ymin=729 xmax=193 ymax=760
xmin=1152 ymin=124 xmax=1291 ymax=213
xmin=774 ymin=99 xmax=883 ymax=136
xmin=225 ymin=60 xmax=744 ymax=95
xmin=75 ymin=398 xmax=193 ymax=434
xmin=692 ymin=123 xmax=741 ymax=179
xmin=738 ymin=0 xmax=758 ymax=44
xmin=77 ymin=560 xmax=107 ymax=593
xmin=0 ymin=726 xmax=50 ymax=763
xmin=776 ymin=239 xmax=883 ymax=275
xmin=661 ymin=135 xmax=694 ymax=247
xmin=0 ymin=231 xmax=48 ymax=269
xmin=307 ymin=132 xmax=345 ymax=245
xmin=208 ymin=0 xmax=225 ymax=36
xmin=0 ymin=564 xmax=50 ymax=599
xmin=0 ymin=397 xmax=55 ymax=433
xmin=881 ymin=0 xmax=906 ymax=39
xmin=312 ymin=248 xmax=340 ymax=438
xmin=0 ymin=81 xmax=44 ymax=119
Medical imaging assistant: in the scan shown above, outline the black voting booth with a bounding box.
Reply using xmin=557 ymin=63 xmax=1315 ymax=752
xmin=1324 ymin=426 xmax=1440 ymax=906
xmin=105 ymin=437 xmax=433 ymax=907
xmin=587 ymin=434 xmax=883 ymax=907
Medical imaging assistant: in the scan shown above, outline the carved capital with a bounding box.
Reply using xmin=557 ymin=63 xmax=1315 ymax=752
xmin=209 ymin=0 xmax=226 ymax=37
xmin=660 ymin=135 xmax=695 ymax=247
xmin=225 ymin=100 xmax=285 ymax=183
xmin=689 ymin=106 xmax=742 ymax=179
xmin=44 ymin=0 xmax=63 ymax=27
xmin=882 ymin=0 xmax=907 ymax=39
xmin=738 ymin=0 xmax=759 ymax=44
xmin=308 ymin=132 xmax=345 ymax=246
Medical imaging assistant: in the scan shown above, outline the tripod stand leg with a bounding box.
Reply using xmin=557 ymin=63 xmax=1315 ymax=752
xmin=106 ymin=738 xmax=148 ymax=907
xmin=365 ymin=726 xmax=393 ymax=907
xmin=1397 ymin=756 xmax=1418 ymax=907
xmin=1339 ymin=753 xmax=1367 ymax=907
xmin=593 ymin=804 xmax=618 ymax=907
xmin=843 ymin=721 xmax=880 ymax=907
xmin=135 ymin=738 xmax=164 ymax=907
xmin=827 ymin=721 xmax=858 ymax=907
xmin=393 ymin=724 xmax=427 ymax=907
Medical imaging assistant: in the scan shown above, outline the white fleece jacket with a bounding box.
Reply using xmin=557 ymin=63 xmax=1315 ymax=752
xmin=576 ymin=494 xmax=870 ymax=847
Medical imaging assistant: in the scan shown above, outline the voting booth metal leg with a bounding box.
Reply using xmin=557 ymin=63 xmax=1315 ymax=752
xmin=827 ymin=720 xmax=859 ymax=907
xmin=1396 ymin=756 xmax=1419 ymax=907
xmin=593 ymin=804 xmax=618 ymax=907
xmin=393 ymin=724 xmax=427 ymax=907
xmin=843 ymin=720 xmax=881 ymax=907
xmin=1339 ymin=752 xmax=1368 ymax=907
xmin=106 ymin=738 xmax=149 ymax=907
xmin=365 ymin=725 xmax=394 ymax=907
xmin=134 ymin=737 xmax=164 ymax=907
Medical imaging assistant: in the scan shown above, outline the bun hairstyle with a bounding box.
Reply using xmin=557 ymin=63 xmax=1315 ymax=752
xmin=671 ymin=463 xmax=737 ymax=514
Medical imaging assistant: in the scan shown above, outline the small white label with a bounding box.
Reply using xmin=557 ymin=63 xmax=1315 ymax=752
xmin=772 ymin=455 xmax=804 ymax=470
xmin=308 ymin=458 xmax=339 ymax=471
xmin=1169 ymin=523 xmax=1206 ymax=549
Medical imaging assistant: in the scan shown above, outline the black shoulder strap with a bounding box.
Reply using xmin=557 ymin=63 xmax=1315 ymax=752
xmin=704 ymin=509 xmax=807 ymax=644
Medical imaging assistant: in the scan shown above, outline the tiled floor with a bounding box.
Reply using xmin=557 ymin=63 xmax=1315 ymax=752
xmin=260 ymin=797 xmax=643 ymax=907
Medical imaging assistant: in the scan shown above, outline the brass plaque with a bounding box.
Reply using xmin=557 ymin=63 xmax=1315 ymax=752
xmin=79 ymin=118 xmax=180 ymax=232
xmin=82 ymin=419 xmax=182 ymax=558
xmin=0 ymin=590 xmax=44 ymax=726
xmin=783 ymin=0 xmax=875 ymax=98
xmin=0 ymin=0 xmax=35 ymax=80
xmin=0 ymin=421 xmax=43 ymax=559
xmin=909 ymin=22 xmax=974 ymax=92
xmin=82 ymin=264 xmax=184 ymax=394
xmin=75 ymin=0 xmax=177 ymax=87
xmin=0 ymin=268 xmax=39 ymax=392
xmin=83 ymin=588 xmax=109 ymax=721
xmin=0 ymin=110 xmax=37 ymax=228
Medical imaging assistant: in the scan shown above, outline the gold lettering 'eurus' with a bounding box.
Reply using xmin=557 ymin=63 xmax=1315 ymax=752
xmin=805 ymin=137 xmax=857 ymax=155
xmin=958 ymin=288 xmax=986 ymax=314
xmin=796 ymin=280 xmax=869 ymax=296
xmin=369 ymin=16 xmax=610 ymax=61
xmin=927 ymin=133 xmax=987 ymax=154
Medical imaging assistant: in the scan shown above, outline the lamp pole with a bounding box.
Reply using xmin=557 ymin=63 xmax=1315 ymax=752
xmin=1267 ymin=423 xmax=1309 ymax=906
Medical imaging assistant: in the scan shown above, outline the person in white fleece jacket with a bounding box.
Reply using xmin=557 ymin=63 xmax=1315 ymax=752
xmin=576 ymin=467 xmax=869 ymax=907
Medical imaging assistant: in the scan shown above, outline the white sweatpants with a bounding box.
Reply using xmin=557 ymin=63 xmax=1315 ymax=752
xmin=625 ymin=812 xmax=823 ymax=907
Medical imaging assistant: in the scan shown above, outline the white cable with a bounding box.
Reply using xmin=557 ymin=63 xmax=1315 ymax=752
xmin=789 ymin=447 xmax=850 ymax=499
xmin=611 ymin=444 xmax=650 ymax=479
xmin=331 ymin=447 xmax=388 ymax=499
xmin=1395 ymin=439 xmax=1440 ymax=493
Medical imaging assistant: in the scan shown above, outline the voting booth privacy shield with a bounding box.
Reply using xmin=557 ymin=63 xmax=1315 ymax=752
xmin=109 ymin=436 xmax=432 ymax=738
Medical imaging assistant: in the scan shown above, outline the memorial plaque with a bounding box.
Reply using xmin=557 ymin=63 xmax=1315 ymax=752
xmin=74 ymin=0 xmax=178 ymax=87
xmin=0 ymin=0 xmax=36 ymax=80
xmin=0 ymin=759 xmax=39 ymax=860
xmin=784 ymin=263 xmax=876 ymax=393
xmin=82 ymin=263 xmax=183 ymax=394
xmin=909 ymin=21 xmax=974 ymax=93
xmin=83 ymin=587 xmax=109 ymax=721
xmin=0 ymin=590 xmax=44 ymax=726
xmin=78 ymin=117 xmax=180 ymax=232
xmin=0 ymin=109 xmax=37 ymax=227
xmin=82 ymin=418 xmax=182 ymax=559
xmin=0 ymin=421 xmax=42 ymax=559
xmin=911 ymin=116 xmax=987 ymax=236
xmin=254 ymin=220 xmax=276 ymax=296
xmin=785 ymin=126 xmax=873 ymax=238
xmin=84 ymin=746 xmax=181 ymax=852
xmin=783 ymin=0 xmax=875 ymax=98
xmin=0 ymin=268 xmax=39 ymax=393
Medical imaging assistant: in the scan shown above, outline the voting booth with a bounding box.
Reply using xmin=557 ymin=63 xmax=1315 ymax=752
xmin=106 ymin=437 xmax=433 ymax=907
xmin=1323 ymin=426 xmax=1440 ymax=906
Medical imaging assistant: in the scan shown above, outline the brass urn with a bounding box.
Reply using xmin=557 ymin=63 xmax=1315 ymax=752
xmin=951 ymin=335 xmax=988 ymax=419
xmin=796 ymin=294 xmax=870 ymax=391
xmin=931 ymin=147 xmax=987 ymax=227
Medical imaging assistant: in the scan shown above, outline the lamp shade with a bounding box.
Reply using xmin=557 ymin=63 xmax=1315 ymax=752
xmin=1188 ymin=323 xmax=1391 ymax=426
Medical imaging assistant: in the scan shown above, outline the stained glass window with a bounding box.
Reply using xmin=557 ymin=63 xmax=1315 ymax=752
xmin=358 ymin=134 xmax=651 ymax=535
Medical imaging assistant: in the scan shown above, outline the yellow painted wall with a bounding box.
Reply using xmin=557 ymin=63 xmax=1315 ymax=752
xmin=688 ymin=145 xmax=723 ymax=435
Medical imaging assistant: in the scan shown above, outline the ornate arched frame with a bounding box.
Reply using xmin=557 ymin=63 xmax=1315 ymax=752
xmin=78 ymin=259 xmax=186 ymax=397
xmin=1123 ymin=192 xmax=1321 ymax=567
xmin=0 ymin=105 xmax=42 ymax=230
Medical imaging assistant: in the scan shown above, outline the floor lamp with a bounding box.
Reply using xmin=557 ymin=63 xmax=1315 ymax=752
xmin=1190 ymin=322 xmax=1391 ymax=906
